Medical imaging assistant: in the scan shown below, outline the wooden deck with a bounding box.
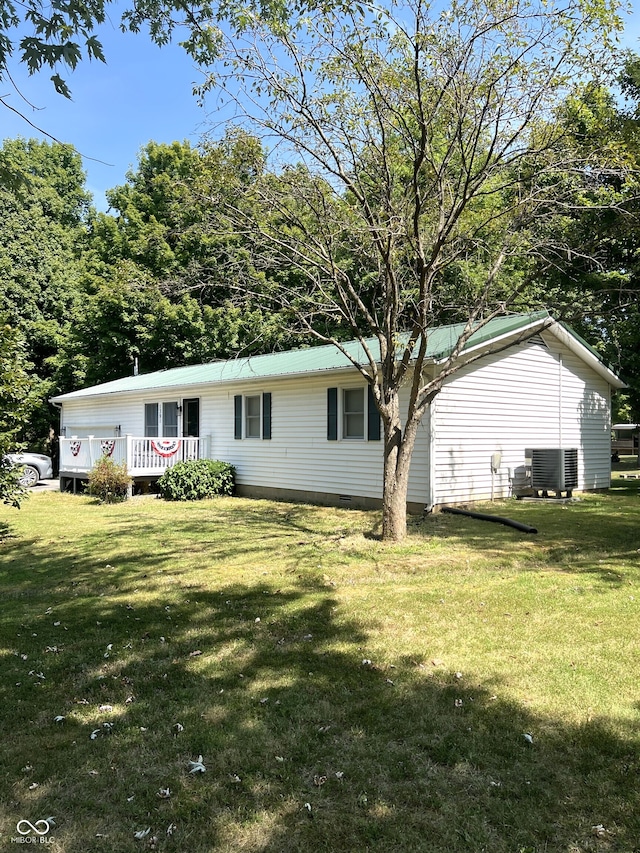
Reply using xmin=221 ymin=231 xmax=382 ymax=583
xmin=59 ymin=436 xmax=208 ymax=481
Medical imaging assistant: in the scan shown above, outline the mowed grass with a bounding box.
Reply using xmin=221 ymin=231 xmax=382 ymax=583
xmin=0 ymin=479 xmax=639 ymax=852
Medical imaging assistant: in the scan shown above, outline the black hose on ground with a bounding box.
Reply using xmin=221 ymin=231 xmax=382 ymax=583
xmin=441 ymin=506 xmax=538 ymax=534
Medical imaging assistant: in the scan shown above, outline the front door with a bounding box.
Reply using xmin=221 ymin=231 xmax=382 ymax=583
xmin=183 ymin=398 xmax=200 ymax=437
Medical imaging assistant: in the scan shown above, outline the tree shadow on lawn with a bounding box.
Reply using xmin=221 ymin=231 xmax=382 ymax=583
xmin=1 ymin=558 xmax=639 ymax=850
xmin=0 ymin=503 xmax=341 ymax=603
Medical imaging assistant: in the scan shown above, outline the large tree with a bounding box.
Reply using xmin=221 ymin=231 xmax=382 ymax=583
xmin=0 ymin=138 xmax=92 ymax=444
xmin=0 ymin=319 xmax=37 ymax=506
xmin=521 ymin=61 xmax=640 ymax=420
xmin=87 ymin=134 xmax=303 ymax=363
xmin=200 ymin=0 xmax=624 ymax=540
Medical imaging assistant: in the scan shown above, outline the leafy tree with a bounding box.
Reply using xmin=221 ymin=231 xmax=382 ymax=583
xmin=0 ymin=319 xmax=37 ymax=506
xmin=579 ymin=61 xmax=640 ymax=421
xmin=98 ymin=133 xmax=265 ymax=282
xmin=87 ymin=133 xmax=300 ymax=362
xmin=0 ymin=138 xmax=92 ymax=444
xmin=522 ymin=62 xmax=640 ymax=420
xmin=99 ymin=140 xmax=211 ymax=280
xmin=56 ymin=259 xmax=288 ymax=388
xmin=206 ymin=0 xmax=624 ymax=540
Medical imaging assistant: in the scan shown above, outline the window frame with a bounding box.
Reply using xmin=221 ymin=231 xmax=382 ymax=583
xmin=342 ymin=386 xmax=366 ymax=440
xmin=245 ymin=394 xmax=262 ymax=439
xmin=327 ymin=385 xmax=381 ymax=442
xmin=234 ymin=392 xmax=272 ymax=440
xmin=144 ymin=403 xmax=159 ymax=438
xmin=162 ymin=401 xmax=180 ymax=438
xmin=144 ymin=401 xmax=180 ymax=438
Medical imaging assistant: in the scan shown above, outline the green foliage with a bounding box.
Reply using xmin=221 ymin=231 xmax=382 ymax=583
xmin=157 ymin=459 xmax=235 ymax=501
xmin=0 ymin=320 xmax=36 ymax=450
xmin=0 ymin=319 xmax=36 ymax=507
xmin=0 ymin=0 xmax=109 ymax=99
xmin=0 ymin=0 xmax=290 ymax=108
xmin=87 ymin=455 xmax=132 ymax=503
xmin=0 ymin=138 xmax=92 ymax=446
xmin=99 ymin=134 xmax=266 ymax=284
xmin=63 ymin=133 xmax=300 ymax=384
xmin=0 ymin=455 xmax=27 ymax=509
xmin=521 ymin=64 xmax=640 ymax=417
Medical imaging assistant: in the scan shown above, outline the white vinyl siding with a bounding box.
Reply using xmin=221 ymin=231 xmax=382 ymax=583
xmin=58 ymin=374 xmax=427 ymax=505
xmin=57 ymin=332 xmax=613 ymax=508
xmin=558 ymin=347 xmax=611 ymax=489
xmin=432 ymin=336 xmax=612 ymax=505
xmin=210 ymin=377 xmax=390 ymax=501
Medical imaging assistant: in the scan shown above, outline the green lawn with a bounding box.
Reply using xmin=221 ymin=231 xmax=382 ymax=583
xmin=0 ymin=481 xmax=639 ymax=852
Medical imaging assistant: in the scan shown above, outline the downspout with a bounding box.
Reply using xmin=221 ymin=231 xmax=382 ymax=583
xmin=558 ymin=352 xmax=563 ymax=447
xmin=607 ymin=384 xmax=612 ymax=488
xmin=426 ymin=393 xmax=436 ymax=513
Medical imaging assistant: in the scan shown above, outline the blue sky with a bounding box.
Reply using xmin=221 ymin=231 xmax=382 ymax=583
xmin=1 ymin=8 xmax=219 ymax=209
xmin=1 ymin=4 xmax=639 ymax=211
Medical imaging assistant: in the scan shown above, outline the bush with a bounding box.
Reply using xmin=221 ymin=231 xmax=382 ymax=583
xmin=157 ymin=459 xmax=235 ymax=501
xmin=0 ymin=455 xmax=28 ymax=508
xmin=88 ymin=456 xmax=132 ymax=503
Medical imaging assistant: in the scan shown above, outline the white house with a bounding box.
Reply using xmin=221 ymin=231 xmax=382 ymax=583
xmin=50 ymin=311 xmax=625 ymax=510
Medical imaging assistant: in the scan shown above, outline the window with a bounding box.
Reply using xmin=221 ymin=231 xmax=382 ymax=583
xmin=234 ymin=393 xmax=272 ymax=439
xmin=343 ymin=388 xmax=365 ymax=439
xmin=144 ymin=404 xmax=159 ymax=437
xmin=163 ymin=402 xmax=179 ymax=437
xmin=327 ymin=386 xmax=381 ymax=441
xmin=144 ymin=402 xmax=179 ymax=437
xmin=245 ymin=395 xmax=261 ymax=438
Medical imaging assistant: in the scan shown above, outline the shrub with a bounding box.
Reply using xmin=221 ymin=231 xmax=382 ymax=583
xmin=88 ymin=456 xmax=132 ymax=503
xmin=157 ymin=459 xmax=235 ymax=501
xmin=0 ymin=455 xmax=28 ymax=508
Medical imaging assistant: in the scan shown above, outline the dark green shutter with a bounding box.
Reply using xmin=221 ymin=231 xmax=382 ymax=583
xmin=234 ymin=395 xmax=242 ymax=439
xmin=327 ymin=387 xmax=338 ymax=440
xmin=367 ymin=386 xmax=381 ymax=441
xmin=262 ymin=392 xmax=272 ymax=439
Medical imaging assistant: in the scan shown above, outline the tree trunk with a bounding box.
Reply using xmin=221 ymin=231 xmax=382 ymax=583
xmin=381 ymin=404 xmax=419 ymax=541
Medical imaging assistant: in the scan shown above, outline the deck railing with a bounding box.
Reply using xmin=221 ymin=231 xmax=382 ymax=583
xmin=59 ymin=436 xmax=207 ymax=477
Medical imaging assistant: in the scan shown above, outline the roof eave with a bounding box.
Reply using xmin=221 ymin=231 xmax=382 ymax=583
xmin=431 ymin=314 xmax=553 ymax=365
xmin=48 ymin=363 xmax=362 ymax=405
xmin=550 ymin=322 xmax=626 ymax=389
xmin=431 ymin=315 xmax=626 ymax=389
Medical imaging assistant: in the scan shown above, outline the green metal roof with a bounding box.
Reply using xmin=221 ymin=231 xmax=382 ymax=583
xmin=423 ymin=310 xmax=551 ymax=360
xmin=51 ymin=311 xmax=557 ymax=402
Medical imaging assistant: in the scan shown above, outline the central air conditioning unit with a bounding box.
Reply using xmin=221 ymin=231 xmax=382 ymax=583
xmin=529 ymin=448 xmax=578 ymax=495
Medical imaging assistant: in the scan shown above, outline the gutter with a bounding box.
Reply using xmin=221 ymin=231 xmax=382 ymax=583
xmin=49 ymin=363 xmax=367 ymax=405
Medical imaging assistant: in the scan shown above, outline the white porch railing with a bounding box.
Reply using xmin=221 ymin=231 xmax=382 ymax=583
xmin=59 ymin=436 xmax=208 ymax=477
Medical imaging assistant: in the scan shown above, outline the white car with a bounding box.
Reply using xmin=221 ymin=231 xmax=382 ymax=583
xmin=4 ymin=452 xmax=54 ymax=487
